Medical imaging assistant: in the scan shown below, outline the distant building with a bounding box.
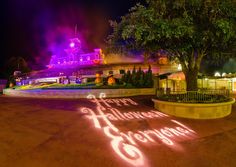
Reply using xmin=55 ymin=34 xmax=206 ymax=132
xmin=16 ymin=38 xmax=181 ymax=86
xmin=48 ymin=38 xmax=104 ymax=68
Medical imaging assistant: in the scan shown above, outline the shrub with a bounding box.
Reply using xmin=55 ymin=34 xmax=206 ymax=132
xmin=121 ymin=65 xmax=153 ymax=88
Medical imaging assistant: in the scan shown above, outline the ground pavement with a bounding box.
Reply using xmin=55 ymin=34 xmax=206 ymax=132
xmin=0 ymin=95 xmax=236 ymax=167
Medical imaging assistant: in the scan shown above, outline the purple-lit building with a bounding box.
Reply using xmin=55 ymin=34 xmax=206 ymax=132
xmin=15 ymin=37 xmax=181 ymax=87
xmin=15 ymin=37 xmax=106 ymax=85
xmin=48 ymin=38 xmax=103 ymax=68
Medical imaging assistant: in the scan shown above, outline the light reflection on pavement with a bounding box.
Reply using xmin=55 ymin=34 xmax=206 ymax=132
xmin=0 ymin=96 xmax=236 ymax=167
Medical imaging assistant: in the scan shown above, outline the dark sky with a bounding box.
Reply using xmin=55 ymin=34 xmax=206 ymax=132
xmin=0 ymin=0 xmax=141 ymax=70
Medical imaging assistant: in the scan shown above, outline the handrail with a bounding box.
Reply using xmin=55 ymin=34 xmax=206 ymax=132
xmin=156 ymin=89 xmax=230 ymax=103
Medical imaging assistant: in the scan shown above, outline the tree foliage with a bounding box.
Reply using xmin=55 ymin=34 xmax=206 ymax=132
xmin=4 ymin=57 xmax=31 ymax=78
xmin=3 ymin=57 xmax=31 ymax=87
xmin=108 ymin=0 xmax=236 ymax=90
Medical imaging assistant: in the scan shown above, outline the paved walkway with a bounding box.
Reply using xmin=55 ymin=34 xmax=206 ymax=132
xmin=0 ymin=95 xmax=236 ymax=167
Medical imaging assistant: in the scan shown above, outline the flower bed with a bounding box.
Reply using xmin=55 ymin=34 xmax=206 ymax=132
xmin=3 ymin=87 xmax=156 ymax=98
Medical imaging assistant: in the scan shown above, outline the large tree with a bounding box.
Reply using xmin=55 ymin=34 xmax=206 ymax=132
xmin=108 ymin=0 xmax=236 ymax=91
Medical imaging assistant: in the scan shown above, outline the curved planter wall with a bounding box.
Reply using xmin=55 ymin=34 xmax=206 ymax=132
xmin=3 ymin=88 xmax=156 ymax=98
xmin=152 ymin=98 xmax=235 ymax=119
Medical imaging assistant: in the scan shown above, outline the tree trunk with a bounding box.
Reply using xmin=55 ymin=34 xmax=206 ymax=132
xmin=177 ymin=50 xmax=204 ymax=91
xmin=185 ymin=70 xmax=198 ymax=91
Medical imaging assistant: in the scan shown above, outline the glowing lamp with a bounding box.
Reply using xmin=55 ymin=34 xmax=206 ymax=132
xmin=95 ymin=73 xmax=102 ymax=84
xmin=95 ymin=73 xmax=101 ymax=78
xmin=70 ymin=42 xmax=75 ymax=48
xmin=214 ymin=72 xmax=221 ymax=77
xmin=177 ymin=64 xmax=182 ymax=70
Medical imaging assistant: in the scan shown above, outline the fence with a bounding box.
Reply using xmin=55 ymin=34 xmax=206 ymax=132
xmin=156 ymin=88 xmax=230 ymax=103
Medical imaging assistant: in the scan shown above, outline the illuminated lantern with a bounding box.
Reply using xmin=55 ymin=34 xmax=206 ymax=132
xmin=95 ymin=73 xmax=102 ymax=84
xmin=108 ymin=75 xmax=116 ymax=85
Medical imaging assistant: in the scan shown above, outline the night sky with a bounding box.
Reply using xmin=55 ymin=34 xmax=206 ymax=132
xmin=0 ymin=0 xmax=141 ymax=71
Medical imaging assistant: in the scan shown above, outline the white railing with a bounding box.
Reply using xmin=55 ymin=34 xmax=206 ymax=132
xmin=156 ymin=89 xmax=230 ymax=103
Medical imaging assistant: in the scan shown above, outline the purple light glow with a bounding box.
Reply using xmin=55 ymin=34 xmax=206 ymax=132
xmin=48 ymin=37 xmax=103 ymax=68
xmin=70 ymin=42 xmax=75 ymax=48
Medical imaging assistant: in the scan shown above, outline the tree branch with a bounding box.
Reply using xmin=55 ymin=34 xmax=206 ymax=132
xmin=195 ymin=49 xmax=206 ymax=70
xmin=176 ymin=51 xmax=188 ymax=72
